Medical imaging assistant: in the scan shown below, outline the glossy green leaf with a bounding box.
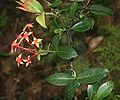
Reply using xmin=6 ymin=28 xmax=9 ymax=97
xmin=52 ymin=35 xmax=61 ymax=50
xmin=36 ymin=12 xmax=47 ymax=28
xmin=70 ymin=2 xmax=78 ymax=17
xmin=89 ymin=5 xmax=113 ymax=16
xmin=57 ymin=46 xmax=78 ymax=60
xmin=61 ymin=34 xmax=67 ymax=44
xmin=87 ymin=82 xmax=100 ymax=100
xmin=20 ymin=0 xmax=43 ymax=13
xmin=50 ymin=0 xmax=62 ymax=7
xmin=96 ymin=81 xmax=114 ymax=99
xmin=64 ymin=80 xmax=80 ymax=100
xmin=46 ymin=73 xmax=75 ymax=86
xmin=71 ymin=18 xmax=94 ymax=32
xmin=50 ymin=18 xmax=59 ymax=33
xmin=76 ymin=68 xmax=109 ymax=83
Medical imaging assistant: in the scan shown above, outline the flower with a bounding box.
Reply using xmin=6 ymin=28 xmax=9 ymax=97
xmin=11 ymin=39 xmax=19 ymax=53
xmin=11 ymin=23 xmax=43 ymax=67
xmin=23 ymin=23 xmax=33 ymax=31
xmin=16 ymin=31 xmax=24 ymax=39
xmin=32 ymin=37 xmax=42 ymax=48
xmin=20 ymin=31 xmax=33 ymax=42
xmin=16 ymin=54 xmax=24 ymax=67
xmin=23 ymin=55 xmax=31 ymax=67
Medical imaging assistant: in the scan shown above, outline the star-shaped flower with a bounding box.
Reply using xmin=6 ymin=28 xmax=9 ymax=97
xmin=23 ymin=55 xmax=31 ymax=67
xmin=16 ymin=54 xmax=24 ymax=67
xmin=20 ymin=31 xmax=33 ymax=42
xmin=32 ymin=37 xmax=42 ymax=48
xmin=11 ymin=39 xmax=19 ymax=53
xmin=23 ymin=23 xmax=33 ymax=31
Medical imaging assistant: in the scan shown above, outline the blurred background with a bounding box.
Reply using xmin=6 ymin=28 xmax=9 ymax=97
xmin=0 ymin=0 xmax=120 ymax=100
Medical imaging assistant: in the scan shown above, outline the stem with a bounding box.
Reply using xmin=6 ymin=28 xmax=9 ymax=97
xmin=30 ymin=52 xmax=37 ymax=59
xmin=45 ymin=12 xmax=57 ymax=17
xmin=24 ymin=39 xmax=34 ymax=47
xmin=82 ymin=0 xmax=91 ymax=13
xmin=43 ymin=0 xmax=51 ymax=6
xmin=17 ymin=46 xmax=36 ymax=53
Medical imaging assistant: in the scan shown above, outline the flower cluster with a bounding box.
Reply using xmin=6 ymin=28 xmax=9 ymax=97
xmin=11 ymin=23 xmax=42 ymax=67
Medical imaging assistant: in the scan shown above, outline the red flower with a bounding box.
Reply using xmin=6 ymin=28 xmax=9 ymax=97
xmin=16 ymin=31 xmax=24 ymax=39
xmin=32 ymin=37 xmax=42 ymax=48
xmin=16 ymin=54 xmax=24 ymax=67
xmin=23 ymin=23 xmax=33 ymax=31
xmin=23 ymin=55 xmax=31 ymax=67
xmin=11 ymin=39 xmax=19 ymax=53
xmin=20 ymin=31 xmax=33 ymax=42
xmin=11 ymin=23 xmax=43 ymax=67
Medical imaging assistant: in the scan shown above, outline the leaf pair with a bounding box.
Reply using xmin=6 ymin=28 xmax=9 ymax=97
xmin=88 ymin=81 xmax=114 ymax=100
xmin=47 ymin=68 xmax=110 ymax=100
xmin=72 ymin=18 xmax=94 ymax=32
xmin=71 ymin=5 xmax=113 ymax=33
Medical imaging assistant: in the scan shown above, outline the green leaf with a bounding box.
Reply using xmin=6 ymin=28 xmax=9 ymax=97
xmin=64 ymin=80 xmax=80 ymax=100
xmin=36 ymin=12 xmax=47 ymax=28
xmin=76 ymin=68 xmax=109 ymax=83
xmin=52 ymin=35 xmax=61 ymax=50
xmin=70 ymin=2 xmax=78 ymax=18
xmin=57 ymin=46 xmax=78 ymax=60
xmin=50 ymin=18 xmax=59 ymax=33
xmin=87 ymin=82 xmax=100 ymax=100
xmin=71 ymin=18 xmax=94 ymax=32
xmin=54 ymin=28 xmax=63 ymax=34
xmin=45 ymin=53 xmax=56 ymax=64
xmin=46 ymin=73 xmax=75 ymax=86
xmin=96 ymin=81 xmax=114 ymax=99
xmin=20 ymin=0 xmax=43 ymax=13
xmin=50 ymin=0 xmax=62 ymax=7
xmin=89 ymin=5 xmax=113 ymax=16
xmin=61 ymin=33 xmax=67 ymax=44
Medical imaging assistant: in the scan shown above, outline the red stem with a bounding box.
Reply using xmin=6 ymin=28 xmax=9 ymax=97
xmin=82 ymin=0 xmax=91 ymax=13
xmin=17 ymin=45 xmax=36 ymax=53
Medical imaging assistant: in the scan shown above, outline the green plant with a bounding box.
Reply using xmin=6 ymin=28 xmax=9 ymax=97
xmin=11 ymin=0 xmax=114 ymax=99
xmin=94 ymin=25 xmax=120 ymax=71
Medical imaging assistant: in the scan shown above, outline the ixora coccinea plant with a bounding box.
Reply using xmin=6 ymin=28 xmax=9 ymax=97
xmin=11 ymin=0 xmax=114 ymax=99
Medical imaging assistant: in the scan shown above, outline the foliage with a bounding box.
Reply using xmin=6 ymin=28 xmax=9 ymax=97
xmin=94 ymin=25 xmax=120 ymax=71
xmin=11 ymin=0 xmax=115 ymax=99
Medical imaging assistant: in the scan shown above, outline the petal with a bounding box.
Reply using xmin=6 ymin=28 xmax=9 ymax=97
xmin=17 ymin=63 xmax=20 ymax=67
xmin=23 ymin=59 xmax=28 ymax=62
xmin=18 ymin=54 xmax=22 ymax=58
xmin=36 ymin=43 xmax=39 ymax=48
xmin=26 ymin=37 xmax=29 ymax=42
xmin=38 ymin=39 xmax=42 ymax=42
xmin=20 ymin=61 xmax=24 ymax=65
xmin=26 ymin=62 xmax=29 ymax=67
xmin=31 ymin=41 xmax=34 ymax=45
